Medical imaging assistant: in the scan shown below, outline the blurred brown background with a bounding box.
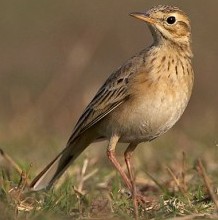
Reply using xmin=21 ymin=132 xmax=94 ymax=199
xmin=0 ymin=0 xmax=217 ymax=170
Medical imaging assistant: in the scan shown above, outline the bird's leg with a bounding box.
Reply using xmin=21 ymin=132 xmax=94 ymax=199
xmin=107 ymin=135 xmax=132 ymax=190
xmin=124 ymin=143 xmax=138 ymax=188
xmin=124 ymin=143 xmax=139 ymax=218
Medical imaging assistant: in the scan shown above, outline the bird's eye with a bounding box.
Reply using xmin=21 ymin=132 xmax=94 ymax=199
xmin=166 ymin=16 xmax=176 ymax=24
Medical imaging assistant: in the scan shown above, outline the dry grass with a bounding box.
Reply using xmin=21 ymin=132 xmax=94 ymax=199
xmin=1 ymin=147 xmax=218 ymax=220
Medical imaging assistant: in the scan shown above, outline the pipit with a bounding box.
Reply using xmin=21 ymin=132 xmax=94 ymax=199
xmin=30 ymin=5 xmax=194 ymax=202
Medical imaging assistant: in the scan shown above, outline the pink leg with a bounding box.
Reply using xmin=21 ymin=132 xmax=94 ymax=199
xmin=124 ymin=143 xmax=138 ymax=187
xmin=107 ymin=135 xmax=132 ymax=190
xmin=124 ymin=143 xmax=139 ymax=219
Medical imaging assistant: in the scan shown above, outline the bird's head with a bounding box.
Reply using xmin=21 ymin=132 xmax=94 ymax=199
xmin=130 ymin=5 xmax=191 ymax=47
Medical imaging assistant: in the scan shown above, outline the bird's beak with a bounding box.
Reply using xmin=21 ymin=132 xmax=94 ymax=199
xmin=130 ymin=12 xmax=156 ymax=24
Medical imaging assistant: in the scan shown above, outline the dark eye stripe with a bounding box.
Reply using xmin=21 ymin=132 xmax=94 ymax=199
xmin=178 ymin=21 xmax=191 ymax=32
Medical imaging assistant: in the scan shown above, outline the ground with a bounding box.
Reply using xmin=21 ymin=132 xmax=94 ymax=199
xmin=1 ymin=133 xmax=218 ymax=219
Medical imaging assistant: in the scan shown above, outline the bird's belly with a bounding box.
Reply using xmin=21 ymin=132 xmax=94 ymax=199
xmin=122 ymin=103 xmax=184 ymax=142
xmin=101 ymin=86 xmax=190 ymax=143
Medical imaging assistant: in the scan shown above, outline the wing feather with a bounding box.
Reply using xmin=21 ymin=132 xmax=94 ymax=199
xmin=67 ymin=53 xmax=144 ymax=143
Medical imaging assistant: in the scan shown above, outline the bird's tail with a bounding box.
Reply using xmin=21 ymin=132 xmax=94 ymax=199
xmin=30 ymin=132 xmax=95 ymax=191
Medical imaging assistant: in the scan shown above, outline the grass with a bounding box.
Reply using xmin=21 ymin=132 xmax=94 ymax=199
xmin=1 ymin=144 xmax=218 ymax=220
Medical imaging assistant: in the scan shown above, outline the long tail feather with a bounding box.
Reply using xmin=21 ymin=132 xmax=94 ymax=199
xmin=30 ymin=133 xmax=94 ymax=191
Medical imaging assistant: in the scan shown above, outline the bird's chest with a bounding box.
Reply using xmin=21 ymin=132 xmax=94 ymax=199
xmin=114 ymin=70 xmax=192 ymax=142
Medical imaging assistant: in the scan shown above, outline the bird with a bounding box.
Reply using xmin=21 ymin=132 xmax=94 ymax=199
xmin=30 ymin=4 xmax=194 ymax=199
